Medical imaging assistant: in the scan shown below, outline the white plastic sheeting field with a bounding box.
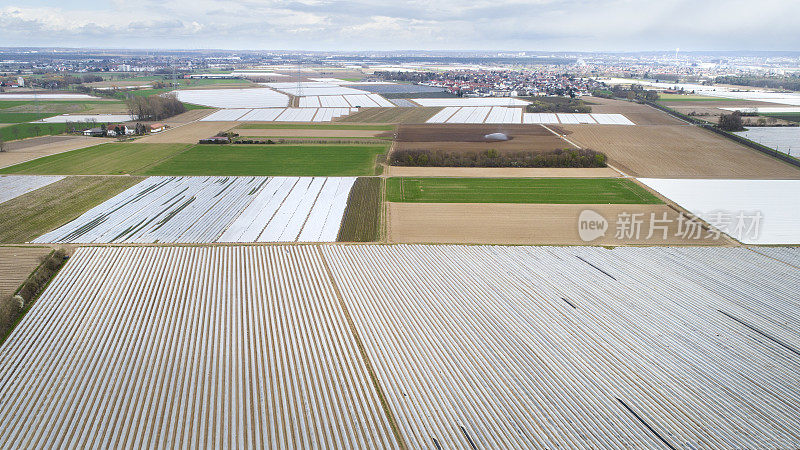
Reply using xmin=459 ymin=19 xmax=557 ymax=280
xmin=36 ymin=114 xmax=135 ymax=123
xmin=323 ymin=245 xmax=800 ymax=449
xmin=0 ymin=246 xmax=395 ymax=448
xmin=32 ymin=176 xmax=356 ymax=244
xmin=171 ymin=88 xmax=289 ymax=108
xmin=638 ymin=178 xmax=800 ymax=244
xmin=414 ymin=97 xmax=530 ymax=107
xmin=0 ymin=93 xmax=98 ymax=100
xmin=733 ymin=128 xmax=800 ymax=155
xmin=266 ymin=82 xmax=371 ymax=96
xmin=3 ymin=245 xmax=798 ymax=448
xmin=0 ymin=175 xmax=64 ymax=204
xmin=199 ymin=108 xmax=356 ymax=122
xmin=298 ymin=94 xmax=394 ymax=108
xmin=428 ymin=108 xmax=635 ymax=125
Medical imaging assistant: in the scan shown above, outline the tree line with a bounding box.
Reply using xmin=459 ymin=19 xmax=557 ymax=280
xmin=125 ymin=93 xmax=185 ymax=121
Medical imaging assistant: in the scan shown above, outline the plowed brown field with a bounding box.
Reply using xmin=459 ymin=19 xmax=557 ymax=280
xmin=559 ymin=124 xmax=800 ymax=178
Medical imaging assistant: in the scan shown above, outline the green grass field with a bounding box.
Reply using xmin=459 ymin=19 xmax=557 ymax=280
xmin=143 ymin=144 xmax=387 ymax=176
xmin=386 ymin=178 xmax=663 ymax=204
xmin=0 ymin=176 xmax=142 ymax=243
xmin=0 ymin=122 xmax=98 ymax=142
xmin=0 ymin=112 xmax=56 ymax=123
xmin=0 ymin=100 xmax=129 ymax=115
xmin=236 ymin=123 xmax=394 ymax=131
xmin=0 ymin=143 xmax=192 ymax=175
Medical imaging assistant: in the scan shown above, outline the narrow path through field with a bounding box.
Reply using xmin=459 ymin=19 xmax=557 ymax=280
xmin=316 ymin=247 xmax=407 ymax=449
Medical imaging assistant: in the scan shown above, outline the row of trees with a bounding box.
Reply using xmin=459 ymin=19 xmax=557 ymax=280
xmin=598 ymin=85 xmax=660 ymax=102
xmin=525 ymin=96 xmax=590 ymax=113
xmin=125 ymin=93 xmax=185 ymax=121
xmin=389 ymin=148 xmax=607 ymax=168
xmin=715 ymin=75 xmax=800 ymax=92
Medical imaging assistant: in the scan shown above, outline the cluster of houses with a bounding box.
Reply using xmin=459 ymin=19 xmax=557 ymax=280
xmin=419 ymin=70 xmax=604 ymax=97
xmin=83 ymin=123 xmax=166 ymax=137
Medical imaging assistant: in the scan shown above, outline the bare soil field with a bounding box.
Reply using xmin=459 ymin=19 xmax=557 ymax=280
xmin=585 ymin=96 xmax=685 ymax=125
xmin=163 ymin=109 xmax=216 ymax=125
xmin=339 ymin=107 xmax=442 ymax=123
xmin=560 ymin=124 xmax=800 ymax=178
xmin=238 ymin=129 xmax=386 ymax=138
xmin=384 ymin=166 xmax=620 ymax=177
xmin=133 ymin=121 xmax=236 ymax=143
xmin=0 ymin=246 xmax=52 ymax=298
xmin=388 ymin=203 xmax=730 ymax=245
xmin=0 ymin=136 xmax=113 ymax=169
xmin=85 ymin=80 xmax=153 ymax=88
xmin=394 ymin=123 xmax=573 ymax=153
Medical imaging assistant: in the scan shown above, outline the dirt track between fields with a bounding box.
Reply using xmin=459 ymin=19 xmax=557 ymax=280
xmin=388 ymin=203 xmax=732 ymax=245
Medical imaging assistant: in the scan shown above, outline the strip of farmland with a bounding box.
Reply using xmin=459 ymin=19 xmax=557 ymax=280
xmin=2 ymin=245 xmax=798 ymax=448
xmin=322 ymin=245 xmax=800 ymax=448
xmin=32 ymin=176 xmax=359 ymax=244
xmin=427 ymin=108 xmax=635 ymax=125
xmin=0 ymin=175 xmax=64 ymax=204
xmin=200 ymin=108 xmax=358 ymax=122
xmin=0 ymin=246 xmax=397 ymax=448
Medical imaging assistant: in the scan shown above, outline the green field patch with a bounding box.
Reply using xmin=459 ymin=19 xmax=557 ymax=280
xmin=236 ymin=123 xmax=394 ymax=131
xmin=336 ymin=177 xmax=382 ymax=242
xmin=386 ymin=177 xmax=663 ymax=204
xmin=0 ymin=122 xmax=98 ymax=142
xmin=0 ymin=143 xmax=192 ymax=175
xmin=143 ymin=144 xmax=388 ymax=176
xmin=0 ymin=112 xmax=56 ymax=123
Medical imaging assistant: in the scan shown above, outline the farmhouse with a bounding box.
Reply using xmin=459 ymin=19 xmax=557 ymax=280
xmin=149 ymin=123 xmax=166 ymax=133
xmin=82 ymin=127 xmax=104 ymax=137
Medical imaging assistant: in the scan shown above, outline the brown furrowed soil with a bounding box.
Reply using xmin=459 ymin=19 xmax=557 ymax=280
xmin=338 ymin=107 xmax=442 ymax=123
xmin=393 ymin=123 xmax=574 ymax=153
xmin=0 ymin=246 xmax=52 ymax=298
xmin=560 ymin=124 xmax=800 ymax=178
xmin=584 ymin=97 xmax=685 ymax=125
xmin=238 ymin=129 xmax=386 ymax=138
xmin=388 ymin=203 xmax=731 ymax=245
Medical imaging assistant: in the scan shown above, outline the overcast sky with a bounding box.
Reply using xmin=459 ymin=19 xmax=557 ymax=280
xmin=1 ymin=0 xmax=798 ymax=51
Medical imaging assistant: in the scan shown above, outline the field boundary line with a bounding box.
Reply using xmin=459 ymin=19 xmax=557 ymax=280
xmin=316 ymin=247 xmax=407 ymax=449
xmin=541 ymin=124 xmax=583 ymax=149
xmin=541 ymin=124 xmax=630 ymax=177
